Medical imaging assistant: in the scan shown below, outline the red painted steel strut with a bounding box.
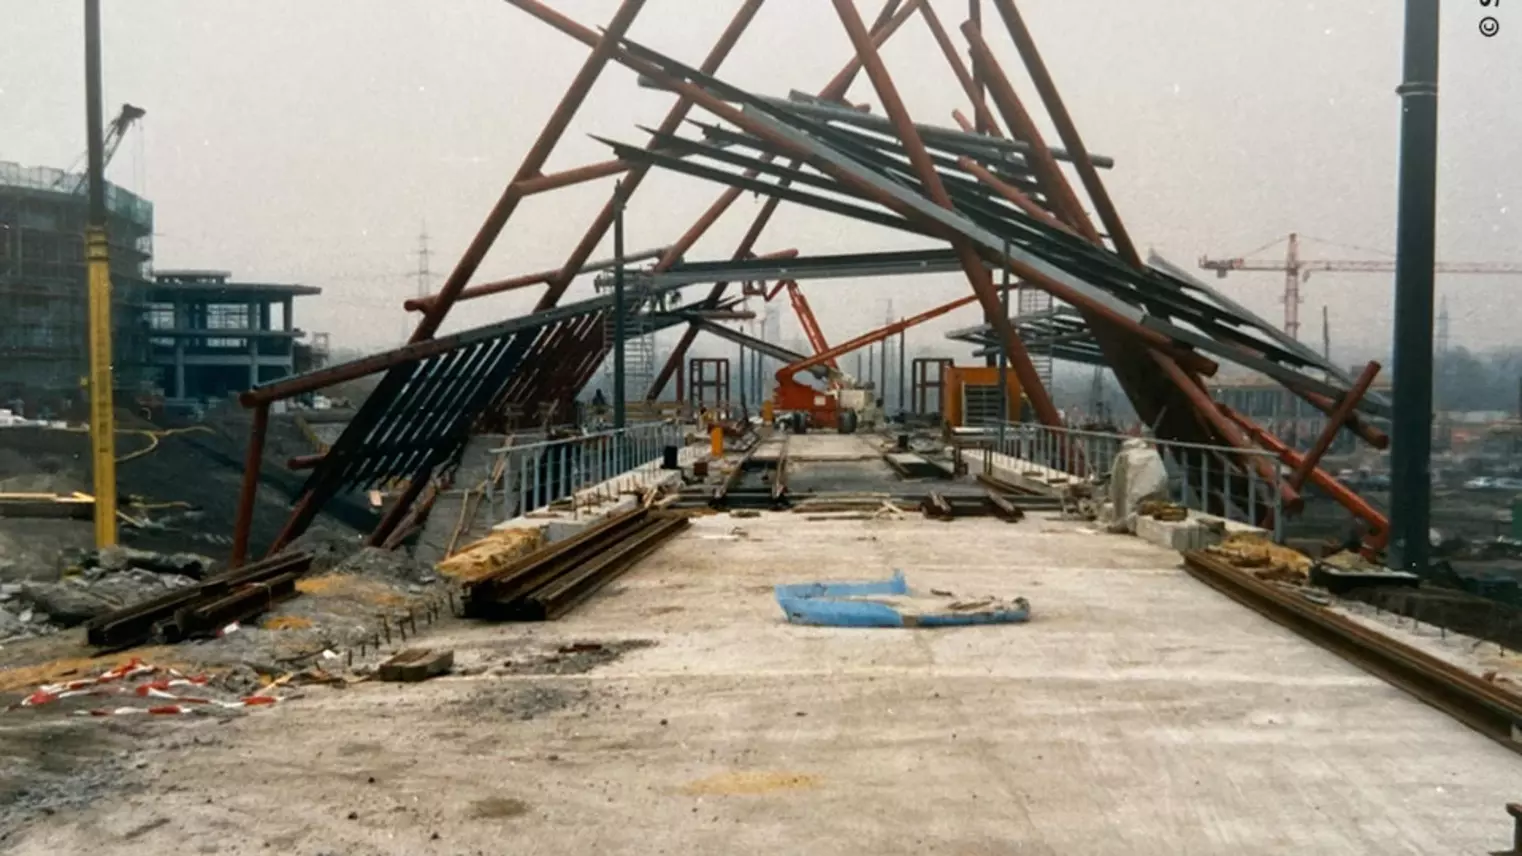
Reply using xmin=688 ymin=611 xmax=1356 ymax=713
xmin=642 ymin=0 xmax=925 ymax=402
xmin=410 ymin=0 xmax=646 ymax=344
xmin=1221 ymin=403 xmax=1390 ymax=551
xmin=830 ymin=0 xmax=1063 ymax=428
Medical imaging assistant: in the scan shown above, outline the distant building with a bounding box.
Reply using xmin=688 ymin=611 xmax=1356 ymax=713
xmin=1208 ymin=371 xmax=1393 ymax=453
xmin=145 ymin=271 xmax=325 ymax=404
xmin=0 ymin=161 xmax=329 ymax=415
xmin=0 ymin=161 xmax=155 ymax=410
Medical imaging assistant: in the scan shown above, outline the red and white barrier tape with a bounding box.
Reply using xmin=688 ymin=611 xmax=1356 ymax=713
xmin=13 ymin=657 xmax=280 ymax=715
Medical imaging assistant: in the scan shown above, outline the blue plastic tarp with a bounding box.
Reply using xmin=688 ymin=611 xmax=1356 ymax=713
xmin=774 ymin=571 xmax=1031 ymax=628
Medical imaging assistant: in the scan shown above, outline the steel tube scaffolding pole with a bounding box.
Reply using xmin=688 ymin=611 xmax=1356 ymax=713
xmin=1388 ymin=0 xmax=1440 ymax=574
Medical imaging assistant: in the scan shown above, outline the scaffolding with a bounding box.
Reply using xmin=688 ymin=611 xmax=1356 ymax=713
xmin=1016 ymin=284 xmax=1054 ymax=392
xmin=0 ymin=161 xmax=155 ymax=410
xmin=594 ymin=275 xmax=663 ymax=404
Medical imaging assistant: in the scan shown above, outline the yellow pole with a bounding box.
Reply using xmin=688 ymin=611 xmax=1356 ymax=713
xmin=86 ymin=226 xmax=117 ymax=547
xmin=83 ymin=1 xmax=116 ymax=548
xmin=710 ymin=424 xmax=724 ymax=458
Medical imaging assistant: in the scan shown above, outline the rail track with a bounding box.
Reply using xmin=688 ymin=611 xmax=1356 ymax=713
xmin=1182 ymin=549 xmax=1522 ymax=756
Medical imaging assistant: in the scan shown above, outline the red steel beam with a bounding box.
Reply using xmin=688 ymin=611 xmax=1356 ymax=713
xmin=1287 ymin=382 xmax=1391 ymax=449
xmin=512 ymin=158 xmax=633 ymax=196
xmin=1290 ymin=361 xmax=1381 ymax=491
xmin=642 ymin=0 xmax=924 ymax=401
xmin=410 ymin=0 xmax=646 ymax=343
xmin=956 ymin=155 xmax=1073 ymax=234
xmin=229 ymin=402 xmax=269 ymax=567
xmin=1221 ymin=403 xmax=1390 ymax=550
xmin=521 ymin=0 xmax=767 ymax=314
xmin=405 ymin=265 xmax=556 ymax=312
xmin=960 ymin=21 xmax=1100 ymax=245
xmin=991 ymin=0 xmax=1142 ymax=269
xmin=1153 ymin=352 xmax=1302 ymax=513
xmin=917 ymin=3 xmax=1003 ymax=137
xmin=287 ymin=453 xmax=322 ymax=471
xmin=830 ymin=0 xmax=1063 ymax=428
xmin=969 ymin=0 xmax=988 ymax=133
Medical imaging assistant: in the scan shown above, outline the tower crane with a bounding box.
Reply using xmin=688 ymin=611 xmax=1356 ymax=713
xmin=55 ymin=103 xmax=146 ymax=195
xmin=1199 ymin=232 xmax=1522 ymax=340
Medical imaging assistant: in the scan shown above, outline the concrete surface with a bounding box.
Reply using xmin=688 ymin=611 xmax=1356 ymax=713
xmin=9 ymin=499 xmax=1520 ymax=855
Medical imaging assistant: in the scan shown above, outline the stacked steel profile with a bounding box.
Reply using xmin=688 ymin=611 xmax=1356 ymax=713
xmin=85 ymin=551 xmax=315 ymax=648
xmin=462 ymin=507 xmax=688 ymax=621
xmin=228 ymin=0 xmax=1392 ymax=565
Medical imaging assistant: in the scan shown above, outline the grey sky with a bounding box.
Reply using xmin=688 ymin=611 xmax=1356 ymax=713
xmin=4 ymin=1 xmax=1518 ymax=368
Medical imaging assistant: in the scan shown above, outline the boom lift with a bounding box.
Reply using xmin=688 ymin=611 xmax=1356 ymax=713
xmin=773 ymin=294 xmax=978 ymax=431
xmin=766 ymin=279 xmax=841 ymax=375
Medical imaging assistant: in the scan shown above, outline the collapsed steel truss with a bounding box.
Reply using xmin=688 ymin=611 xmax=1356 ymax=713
xmin=229 ymin=0 xmax=1395 ymax=562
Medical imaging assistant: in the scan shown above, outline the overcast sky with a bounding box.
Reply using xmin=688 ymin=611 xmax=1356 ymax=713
xmin=4 ymin=1 xmax=1519 ymax=370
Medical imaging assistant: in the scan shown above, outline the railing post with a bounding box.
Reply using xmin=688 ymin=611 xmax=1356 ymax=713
xmin=1200 ymin=452 xmax=1211 ymax=517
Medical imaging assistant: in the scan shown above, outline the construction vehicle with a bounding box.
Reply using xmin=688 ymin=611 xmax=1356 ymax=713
xmin=772 ymin=294 xmax=978 ymax=432
xmin=766 ymin=279 xmax=841 ymax=377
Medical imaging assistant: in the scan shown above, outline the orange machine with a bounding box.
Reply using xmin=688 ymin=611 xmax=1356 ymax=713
xmin=774 ymin=294 xmax=979 ymax=430
xmin=941 ymin=365 xmax=1023 ymax=429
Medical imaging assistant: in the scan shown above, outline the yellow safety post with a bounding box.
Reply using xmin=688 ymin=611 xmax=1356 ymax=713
xmin=86 ymin=227 xmax=117 ymax=547
xmin=710 ymin=425 xmax=724 ymax=458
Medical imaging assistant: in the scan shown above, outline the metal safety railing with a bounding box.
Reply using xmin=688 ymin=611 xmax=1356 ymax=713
xmin=973 ymin=422 xmax=1287 ymax=541
xmin=490 ymin=421 xmax=687 ymax=521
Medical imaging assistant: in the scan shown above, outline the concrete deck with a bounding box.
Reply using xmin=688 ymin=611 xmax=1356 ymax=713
xmin=11 ymin=434 xmax=1521 ymax=854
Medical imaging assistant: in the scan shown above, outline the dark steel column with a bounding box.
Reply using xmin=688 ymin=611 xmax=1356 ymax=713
xmin=998 ymin=239 xmax=1011 ymax=442
xmin=1388 ymin=0 xmax=1441 ymax=573
xmin=737 ymin=342 xmax=747 ymax=412
xmin=898 ymin=327 xmax=907 ymax=416
xmin=612 ymin=181 xmax=627 ymax=430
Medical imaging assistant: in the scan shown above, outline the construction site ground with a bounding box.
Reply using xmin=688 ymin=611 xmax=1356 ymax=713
xmin=2 ymin=434 xmax=1518 ymax=854
xmin=0 ymin=407 xmax=370 ymax=580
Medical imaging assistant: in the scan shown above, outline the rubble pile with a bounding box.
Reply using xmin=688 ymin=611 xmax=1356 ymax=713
xmin=1 ymin=546 xmax=215 ymax=643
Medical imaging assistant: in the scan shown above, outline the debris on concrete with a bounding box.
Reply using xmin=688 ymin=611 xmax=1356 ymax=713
xmin=1205 ymin=533 xmax=1314 ymax=583
xmin=489 ymin=639 xmax=658 ymax=676
xmin=10 ymin=656 xmax=281 ymax=717
xmin=377 ymin=648 xmax=455 ymax=682
xmin=1137 ymin=499 xmax=1189 ymax=522
xmin=332 ymin=546 xmax=432 ymax=585
xmin=775 ymin=571 xmax=1032 ymax=628
xmin=283 ymin=527 xmax=366 ymax=572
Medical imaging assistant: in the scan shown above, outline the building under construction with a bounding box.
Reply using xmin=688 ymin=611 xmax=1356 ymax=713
xmin=0 ymin=160 xmax=155 ymax=413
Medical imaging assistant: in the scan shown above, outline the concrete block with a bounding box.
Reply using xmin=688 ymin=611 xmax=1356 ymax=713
xmin=1136 ymin=515 xmax=1226 ymax=553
